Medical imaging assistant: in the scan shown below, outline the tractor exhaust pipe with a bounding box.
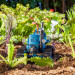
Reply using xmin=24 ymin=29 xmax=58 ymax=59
xmin=41 ymin=22 xmax=43 ymax=29
xmin=40 ymin=22 xmax=44 ymax=48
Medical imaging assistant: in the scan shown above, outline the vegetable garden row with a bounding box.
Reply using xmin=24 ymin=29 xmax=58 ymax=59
xmin=0 ymin=4 xmax=75 ymax=75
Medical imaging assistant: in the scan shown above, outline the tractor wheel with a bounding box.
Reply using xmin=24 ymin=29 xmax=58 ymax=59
xmin=44 ymin=45 xmax=54 ymax=58
xmin=17 ymin=46 xmax=27 ymax=58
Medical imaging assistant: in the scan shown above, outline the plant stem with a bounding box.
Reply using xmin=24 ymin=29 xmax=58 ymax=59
xmin=68 ymin=34 xmax=75 ymax=58
xmin=5 ymin=15 xmax=12 ymax=54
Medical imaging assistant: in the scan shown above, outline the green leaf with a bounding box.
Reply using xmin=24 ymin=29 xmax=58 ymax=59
xmin=12 ymin=53 xmax=27 ymax=68
xmin=7 ymin=44 xmax=14 ymax=63
xmin=0 ymin=54 xmax=8 ymax=64
xmin=67 ymin=18 xmax=75 ymax=25
xmin=64 ymin=26 xmax=69 ymax=35
xmin=30 ymin=57 xmax=54 ymax=67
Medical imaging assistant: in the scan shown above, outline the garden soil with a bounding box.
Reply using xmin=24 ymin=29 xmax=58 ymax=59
xmin=0 ymin=43 xmax=75 ymax=75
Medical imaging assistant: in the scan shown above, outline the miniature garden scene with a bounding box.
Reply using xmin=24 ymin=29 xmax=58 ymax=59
xmin=0 ymin=0 xmax=75 ymax=75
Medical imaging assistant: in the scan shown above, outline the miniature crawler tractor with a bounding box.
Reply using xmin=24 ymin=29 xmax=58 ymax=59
xmin=17 ymin=22 xmax=55 ymax=58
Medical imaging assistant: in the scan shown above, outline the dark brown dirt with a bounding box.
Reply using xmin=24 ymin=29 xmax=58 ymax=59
xmin=0 ymin=43 xmax=75 ymax=75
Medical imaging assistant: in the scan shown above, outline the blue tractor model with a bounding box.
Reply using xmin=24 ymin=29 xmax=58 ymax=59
xmin=17 ymin=22 xmax=55 ymax=58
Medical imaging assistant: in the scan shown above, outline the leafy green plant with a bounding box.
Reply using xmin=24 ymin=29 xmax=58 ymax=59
xmin=66 ymin=5 xmax=75 ymax=20
xmin=54 ymin=5 xmax=75 ymax=58
xmin=10 ymin=35 xmax=23 ymax=43
xmin=29 ymin=57 xmax=54 ymax=67
xmin=0 ymin=14 xmax=17 ymax=53
xmin=0 ymin=44 xmax=27 ymax=68
xmin=0 ymin=4 xmax=64 ymax=37
xmin=57 ymin=21 xmax=75 ymax=58
xmin=66 ymin=5 xmax=75 ymax=39
xmin=59 ymin=58 xmax=63 ymax=62
xmin=0 ymin=36 xmax=5 ymax=44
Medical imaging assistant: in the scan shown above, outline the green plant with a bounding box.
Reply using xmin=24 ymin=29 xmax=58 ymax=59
xmin=57 ymin=22 xmax=75 ymax=58
xmin=0 ymin=4 xmax=64 ymax=37
xmin=0 ymin=44 xmax=27 ymax=68
xmin=66 ymin=5 xmax=75 ymax=20
xmin=59 ymin=58 xmax=63 ymax=62
xmin=29 ymin=57 xmax=54 ymax=67
xmin=0 ymin=36 xmax=5 ymax=45
xmin=10 ymin=35 xmax=23 ymax=43
xmin=54 ymin=5 xmax=75 ymax=58
xmin=0 ymin=14 xmax=17 ymax=53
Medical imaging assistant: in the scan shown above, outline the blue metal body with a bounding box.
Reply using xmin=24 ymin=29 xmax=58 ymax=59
xmin=26 ymin=34 xmax=39 ymax=53
xmin=25 ymin=28 xmax=50 ymax=57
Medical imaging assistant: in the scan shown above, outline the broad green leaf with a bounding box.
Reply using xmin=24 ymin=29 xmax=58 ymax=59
xmin=30 ymin=57 xmax=54 ymax=67
xmin=12 ymin=54 xmax=27 ymax=68
xmin=7 ymin=44 xmax=14 ymax=63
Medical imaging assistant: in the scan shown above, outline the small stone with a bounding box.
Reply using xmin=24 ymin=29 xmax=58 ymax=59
xmin=58 ymin=70 xmax=63 ymax=73
xmin=57 ymin=67 xmax=61 ymax=70
xmin=63 ymin=67 xmax=71 ymax=72
xmin=48 ymin=70 xmax=58 ymax=74
xmin=70 ymin=67 xmax=75 ymax=72
xmin=73 ymin=73 xmax=75 ymax=75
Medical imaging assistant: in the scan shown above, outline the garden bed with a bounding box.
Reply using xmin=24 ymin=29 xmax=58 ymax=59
xmin=0 ymin=43 xmax=75 ymax=75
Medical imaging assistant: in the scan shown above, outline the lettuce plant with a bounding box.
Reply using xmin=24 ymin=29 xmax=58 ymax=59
xmin=29 ymin=57 xmax=54 ymax=67
xmin=0 ymin=44 xmax=27 ymax=68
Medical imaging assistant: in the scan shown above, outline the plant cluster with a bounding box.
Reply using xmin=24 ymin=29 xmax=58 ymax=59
xmin=56 ymin=5 xmax=75 ymax=58
xmin=0 ymin=4 xmax=63 ymax=54
xmin=0 ymin=3 xmax=64 ymax=36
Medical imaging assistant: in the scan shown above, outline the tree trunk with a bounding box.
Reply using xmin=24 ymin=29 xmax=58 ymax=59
xmin=53 ymin=0 xmax=56 ymax=12
xmin=8 ymin=0 xmax=11 ymax=5
xmin=47 ymin=0 xmax=49 ymax=8
xmin=44 ymin=0 xmax=49 ymax=9
xmin=62 ymin=0 xmax=66 ymax=13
